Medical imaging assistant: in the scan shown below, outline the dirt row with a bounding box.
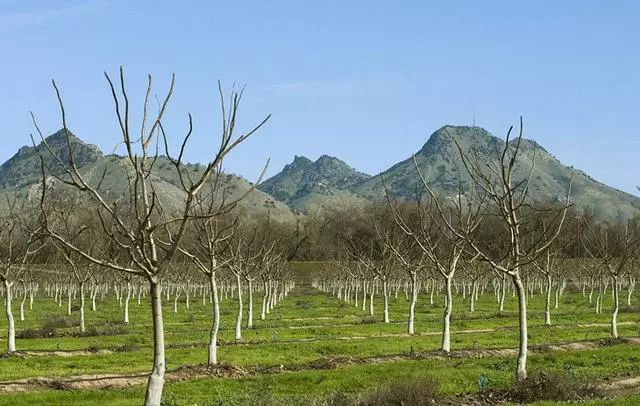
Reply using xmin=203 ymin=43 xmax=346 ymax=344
xmin=1 ymin=337 xmax=639 ymax=393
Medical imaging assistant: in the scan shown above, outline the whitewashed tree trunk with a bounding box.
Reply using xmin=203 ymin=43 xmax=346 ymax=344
xmin=469 ymin=280 xmax=477 ymax=312
xmin=544 ymin=274 xmax=552 ymax=326
xmin=513 ymin=273 xmax=528 ymax=381
xmin=382 ymin=279 xmax=389 ymax=323
xmin=235 ymin=274 xmax=243 ymax=340
xmin=91 ymin=285 xmax=97 ymax=311
xmin=144 ymin=279 xmax=166 ymax=406
xmin=499 ymin=276 xmax=506 ymax=313
xmin=185 ymin=282 xmax=190 ymax=310
xmin=79 ymin=282 xmax=86 ymax=333
xmin=369 ymin=282 xmax=375 ymax=316
xmin=4 ymin=280 xmax=16 ymax=353
xmin=441 ymin=277 xmax=453 ymax=352
xmin=408 ymin=274 xmax=417 ymax=335
xmin=67 ymin=286 xmax=72 ymax=316
xmin=173 ymin=286 xmax=180 ymax=314
xmin=611 ymin=276 xmax=619 ymax=338
xmin=208 ymin=272 xmax=220 ymax=365
xmin=260 ymin=280 xmax=268 ymax=320
xmin=124 ymin=282 xmax=131 ymax=324
xmin=19 ymin=287 xmax=27 ymax=322
xmin=246 ymin=279 xmax=253 ymax=329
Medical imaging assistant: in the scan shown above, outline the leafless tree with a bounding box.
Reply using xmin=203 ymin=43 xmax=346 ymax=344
xmin=418 ymin=119 xmax=573 ymax=381
xmin=35 ymin=68 xmax=269 ymax=405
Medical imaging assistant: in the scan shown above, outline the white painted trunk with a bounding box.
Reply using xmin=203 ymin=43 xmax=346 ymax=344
xmin=611 ymin=276 xmax=619 ymax=339
xmin=408 ymin=275 xmax=417 ymax=335
xmin=441 ymin=277 xmax=453 ymax=352
xmin=513 ymin=273 xmax=528 ymax=382
xmin=79 ymin=283 xmax=86 ymax=333
xmin=235 ymin=274 xmax=243 ymax=340
xmin=4 ymin=280 xmax=16 ymax=353
xmin=208 ymin=272 xmax=220 ymax=365
xmin=246 ymin=280 xmax=253 ymax=329
xmin=260 ymin=280 xmax=268 ymax=320
xmin=67 ymin=287 xmax=72 ymax=316
xmin=544 ymin=274 xmax=552 ymax=326
xmin=144 ymin=280 xmax=166 ymax=406
xmin=124 ymin=282 xmax=131 ymax=324
xmin=382 ymin=279 xmax=389 ymax=324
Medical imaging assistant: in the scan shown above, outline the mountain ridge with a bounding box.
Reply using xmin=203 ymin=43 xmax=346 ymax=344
xmin=1 ymin=126 xmax=638 ymax=222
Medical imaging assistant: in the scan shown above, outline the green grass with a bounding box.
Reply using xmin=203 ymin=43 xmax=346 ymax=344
xmin=0 ymin=269 xmax=639 ymax=404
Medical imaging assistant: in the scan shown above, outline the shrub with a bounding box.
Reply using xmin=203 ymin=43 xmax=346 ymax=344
xmin=356 ymin=316 xmax=377 ymax=325
xmin=69 ymin=326 xmax=127 ymax=338
xmin=358 ymin=377 xmax=440 ymax=405
xmin=87 ymin=344 xmax=101 ymax=353
xmin=113 ymin=344 xmax=140 ymax=353
xmin=42 ymin=315 xmax=78 ymax=330
xmin=17 ymin=327 xmax=56 ymax=339
xmin=508 ymin=372 xmax=602 ymax=403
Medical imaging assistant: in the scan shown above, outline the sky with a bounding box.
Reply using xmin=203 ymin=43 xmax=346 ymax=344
xmin=1 ymin=0 xmax=638 ymax=195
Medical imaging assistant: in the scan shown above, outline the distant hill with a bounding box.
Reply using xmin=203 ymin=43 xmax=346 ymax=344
xmin=353 ymin=125 xmax=640 ymax=222
xmin=262 ymin=125 xmax=640 ymax=222
xmin=4 ymin=126 xmax=638 ymax=222
xmin=0 ymin=129 xmax=103 ymax=189
xmin=0 ymin=130 xmax=296 ymax=222
xmin=259 ymin=155 xmax=371 ymax=212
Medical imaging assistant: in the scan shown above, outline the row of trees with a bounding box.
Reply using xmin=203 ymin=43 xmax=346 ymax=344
xmin=313 ymin=122 xmax=639 ymax=383
xmin=0 ymin=69 xmax=295 ymax=405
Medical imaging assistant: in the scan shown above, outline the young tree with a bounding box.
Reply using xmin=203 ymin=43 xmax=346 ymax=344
xmin=420 ymin=119 xmax=572 ymax=381
xmin=581 ymin=220 xmax=639 ymax=338
xmin=35 ymin=68 xmax=269 ymax=405
xmin=0 ymin=201 xmax=43 ymax=353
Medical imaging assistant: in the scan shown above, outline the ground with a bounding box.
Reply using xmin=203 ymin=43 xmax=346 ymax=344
xmin=1 ymin=268 xmax=640 ymax=404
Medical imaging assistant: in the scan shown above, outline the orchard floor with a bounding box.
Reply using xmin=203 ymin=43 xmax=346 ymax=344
xmin=2 ymin=276 xmax=640 ymax=404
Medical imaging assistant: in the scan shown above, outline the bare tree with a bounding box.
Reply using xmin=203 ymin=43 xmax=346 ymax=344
xmin=35 ymin=68 xmax=269 ymax=405
xmin=0 ymin=200 xmax=43 ymax=353
xmin=581 ymin=220 xmax=639 ymax=338
xmin=419 ymin=119 xmax=572 ymax=381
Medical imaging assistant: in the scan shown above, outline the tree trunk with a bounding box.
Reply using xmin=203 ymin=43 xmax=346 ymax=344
xmin=544 ymin=274 xmax=552 ymax=326
xmin=408 ymin=274 xmax=417 ymax=335
xmin=611 ymin=275 xmax=619 ymax=339
xmin=67 ymin=286 xmax=72 ymax=316
xmin=144 ymin=279 xmax=166 ymax=406
xmin=79 ymin=282 xmax=86 ymax=333
xmin=235 ymin=274 xmax=243 ymax=340
xmin=19 ymin=287 xmax=26 ymax=322
xmin=260 ymin=280 xmax=268 ymax=320
xmin=441 ymin=277 xmax=453 ymax=352
xmin=382 ymin=278 xmax=389 ymax=323
xmin=246 ymin=279 xmax=253 ymax=329
xmin=208 ymin=272 xmax=220 ymax=365
xmin=124 ymin=282 xmax=131 ymax=324
xmin=369 ymin=281 xmax=375 ymax=316
xmin=4 ymin=280 xmax=16 ymax=353
xmin=499 ymin=276 xmax=506 ymax=313
xmin=469 ymin=280 xmax=476 ymax=312
xmin=91 ymin=285 xmax=97 ymax=311
xmin=513 ymin=273 xmax=528 ymax=381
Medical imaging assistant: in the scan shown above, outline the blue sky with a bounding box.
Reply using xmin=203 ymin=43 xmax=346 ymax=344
xmin=1 ymin=0 xmax=638 ymax=194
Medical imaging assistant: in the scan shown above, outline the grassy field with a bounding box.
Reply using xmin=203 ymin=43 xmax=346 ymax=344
xmin=1 ymin=268 xmax=640 ymax=404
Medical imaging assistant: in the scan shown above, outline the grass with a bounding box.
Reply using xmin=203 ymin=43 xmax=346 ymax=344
xmin=0 ymin=266 xmax=639 ymax=404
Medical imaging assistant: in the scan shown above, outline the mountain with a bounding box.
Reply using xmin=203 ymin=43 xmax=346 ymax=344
xmin=5 ymin=126 xmax=638 ymax=223
xmin=0 ymin=130 xmax=296 ymax=222
xmin=0 ymin=129 xmax=103 ymax=189
xmin=259 ymin=154 xmax=371 ymax=212
xmin=353 ymin=125 xmax=640 ymax=222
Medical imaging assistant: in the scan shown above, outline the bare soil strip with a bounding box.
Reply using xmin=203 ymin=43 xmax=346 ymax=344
xmin=1 ymin=337 xmax=639 ymax=394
